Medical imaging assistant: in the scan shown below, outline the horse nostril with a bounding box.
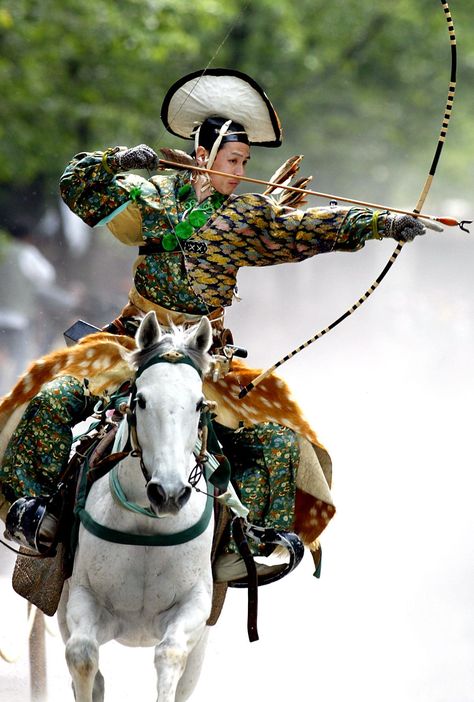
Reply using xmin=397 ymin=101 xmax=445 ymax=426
xmin=147 ymin=481 xmax=167 ymax=508
xmin=177 ymin=486 xmax=192 ymax=509
xmin=147 ymin=482 xmax=191 ymax=513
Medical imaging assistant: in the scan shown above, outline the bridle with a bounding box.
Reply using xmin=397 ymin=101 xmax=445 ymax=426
xmin=75 ymin=348 xmax=218 ymax=546
xmin=116 ymin=349 xmax=213 ymax=497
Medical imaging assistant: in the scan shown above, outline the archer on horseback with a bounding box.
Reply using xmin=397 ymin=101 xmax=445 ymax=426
xmin=0 ymin=68 xmax=426 ymax=580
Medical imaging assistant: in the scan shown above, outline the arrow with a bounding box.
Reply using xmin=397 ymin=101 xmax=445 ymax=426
xmin=158 ymin=158 xmax=471 ymax=232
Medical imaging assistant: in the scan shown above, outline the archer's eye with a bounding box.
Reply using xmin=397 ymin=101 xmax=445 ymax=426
xmin=137 ymin=394 xmax=146 ymax=409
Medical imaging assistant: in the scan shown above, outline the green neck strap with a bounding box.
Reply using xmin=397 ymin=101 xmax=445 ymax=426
xmin=77 ymin=467 xmax=213 ymax=547
xmin=109 ymin=466 xmax=158 ymax=518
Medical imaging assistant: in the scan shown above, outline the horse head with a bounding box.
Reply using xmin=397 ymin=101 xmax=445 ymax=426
xmin=128 ymin=312 xmax=213 ymax=517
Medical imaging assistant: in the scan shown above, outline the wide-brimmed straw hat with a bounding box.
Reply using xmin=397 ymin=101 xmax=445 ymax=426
xmin=161 ymin=68 xmax=282 ymax=147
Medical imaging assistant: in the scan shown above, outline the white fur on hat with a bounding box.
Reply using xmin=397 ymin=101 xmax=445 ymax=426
xmin=161 ymin=69 xmax=282 ymax=147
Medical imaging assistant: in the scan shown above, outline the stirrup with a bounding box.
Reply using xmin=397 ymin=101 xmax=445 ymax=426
xmin=5 ymin=496 xmax=58 ymax=555
xmin=228 ymin=519 xmax=305 ymax=588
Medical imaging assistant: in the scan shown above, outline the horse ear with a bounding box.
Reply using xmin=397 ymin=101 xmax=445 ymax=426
xmin=187 ymin=317 xmax=213 ymax=354
xmin=136 ymin=311 xmax=162 ymax=350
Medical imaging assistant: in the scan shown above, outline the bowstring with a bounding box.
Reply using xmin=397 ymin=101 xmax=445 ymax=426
xmin=238 ymin=0 xmax=458 ymax=398
xmin=152 ymin=0 xmax=252 ymax=152
xmin=148 ymin=1 xmax=252 ymax=318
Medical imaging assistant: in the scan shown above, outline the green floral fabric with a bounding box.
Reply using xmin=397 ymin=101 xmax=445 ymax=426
xmin=0 ymin=376 xmax=94 ymax=500
xmin=134 ymin=252 xmax=209 ymax=314
xmin=60 ymin=149 xmax=389 ymax=312
xmin=215 ymin=422 xmax=299 ymax=555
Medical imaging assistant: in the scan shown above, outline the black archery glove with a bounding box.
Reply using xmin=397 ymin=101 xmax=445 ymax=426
xmin=110 ymin=144 xmax=158 ymax=172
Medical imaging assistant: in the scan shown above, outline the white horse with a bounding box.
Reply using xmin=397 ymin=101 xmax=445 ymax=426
xmin=57 ymin=312 xmax=215 ymax=702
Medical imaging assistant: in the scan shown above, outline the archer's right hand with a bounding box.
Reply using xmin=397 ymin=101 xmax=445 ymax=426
xmin=112 ymin=144 xmax=158 ymax=171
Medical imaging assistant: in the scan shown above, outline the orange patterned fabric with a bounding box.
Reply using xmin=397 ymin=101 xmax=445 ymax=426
xmin=204 ymin=361 xmax=335 ymax=544
xmin=0 ymin=333 xmax=135 ymax=431
xmin=0 ymin=337 xmax=335 ymax=544
xmin=205 ymin=360 xmax=322 ymax=444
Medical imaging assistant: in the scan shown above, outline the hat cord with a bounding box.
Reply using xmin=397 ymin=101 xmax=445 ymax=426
xmin=206 ymin=119 xmax=232 ymax=169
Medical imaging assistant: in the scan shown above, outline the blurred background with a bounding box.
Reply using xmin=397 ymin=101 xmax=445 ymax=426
xmin=0 ymin=1 xmax=473 ymax=700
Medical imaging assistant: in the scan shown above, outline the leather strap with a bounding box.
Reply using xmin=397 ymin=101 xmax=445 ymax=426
xmin=232 ymin=517 xmax=259 ymax=642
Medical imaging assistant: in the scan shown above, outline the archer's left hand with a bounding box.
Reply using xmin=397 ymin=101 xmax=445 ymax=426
xmin=384 ymin=214 xmax=426 ymax=242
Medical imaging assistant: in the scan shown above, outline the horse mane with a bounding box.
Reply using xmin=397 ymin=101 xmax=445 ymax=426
xmin=127 ymin=325 xmax=212 ymax=377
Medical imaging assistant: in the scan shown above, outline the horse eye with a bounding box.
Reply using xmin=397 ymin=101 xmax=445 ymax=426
xmin=196 ymin=398 xmax=204 ymax=412
xmin=137 ymin=394 xmax=147 ymax=409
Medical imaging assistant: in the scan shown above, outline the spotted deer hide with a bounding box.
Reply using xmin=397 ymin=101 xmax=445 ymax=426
xmin=0 ymin=337 xmax=335 ymax=545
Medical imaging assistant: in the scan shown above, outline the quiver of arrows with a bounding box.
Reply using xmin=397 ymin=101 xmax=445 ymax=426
xmin=263 ymin=155 xmax=312 ymax=208
xmin=159 ymin=148 xmax=197 ymax=169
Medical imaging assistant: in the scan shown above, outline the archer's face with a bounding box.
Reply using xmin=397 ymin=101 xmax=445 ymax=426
xmin=199 ymin=142 xmax=251 ymax=195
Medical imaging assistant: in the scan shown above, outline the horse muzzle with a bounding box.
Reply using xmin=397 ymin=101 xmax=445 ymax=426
xmin=146 ymin=480 xmax=192 ymax=515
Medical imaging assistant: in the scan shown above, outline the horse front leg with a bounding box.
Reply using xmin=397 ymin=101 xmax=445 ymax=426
xmin=65 ymin=635 xmax=103 ymax=702
xmin=154 ymin=586 xmax=211 ymax=702
xmin=64 ymin=585 xmax=114 ymax=702
xmin=175 ymin=628 xmax=210 ymax=702
xmin=59 ymin=584 xmax=102 ymax=702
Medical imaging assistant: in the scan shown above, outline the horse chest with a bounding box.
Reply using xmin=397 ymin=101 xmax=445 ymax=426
xmin=79 ymin=536 xmax=207 ymax=587
xmin=71 ymin=541 xmax=212 ymax=646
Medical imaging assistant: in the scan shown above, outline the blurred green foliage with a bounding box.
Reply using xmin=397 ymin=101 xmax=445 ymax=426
xmin=0 ymin=0 xmax=472 ymax=232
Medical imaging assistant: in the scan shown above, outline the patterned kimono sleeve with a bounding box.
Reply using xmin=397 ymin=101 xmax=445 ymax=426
xmin=59 ymin=149 xmax=148 ymax=228
xmin=221 ymin=193 xmax=390 ymax=266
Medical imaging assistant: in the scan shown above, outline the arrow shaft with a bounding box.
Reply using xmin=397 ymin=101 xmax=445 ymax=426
xmin=158 ymin=158 xmax=453 ymax=227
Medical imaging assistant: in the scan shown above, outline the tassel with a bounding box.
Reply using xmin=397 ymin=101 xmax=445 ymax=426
xmin=311 ymin=542 xmax=322 ymax=578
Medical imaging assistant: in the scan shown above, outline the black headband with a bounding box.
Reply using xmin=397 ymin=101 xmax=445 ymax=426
xmin=195 ymin=117 xmax=250 ymax=151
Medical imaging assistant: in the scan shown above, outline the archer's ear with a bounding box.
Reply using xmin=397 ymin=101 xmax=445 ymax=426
xmin=195 ymin=145 xmax=210 ymax=165
xmin=136 ymin=311 xmax=161 ymax=350
xmin=187 ymin=317 xmax=213 ymax=355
